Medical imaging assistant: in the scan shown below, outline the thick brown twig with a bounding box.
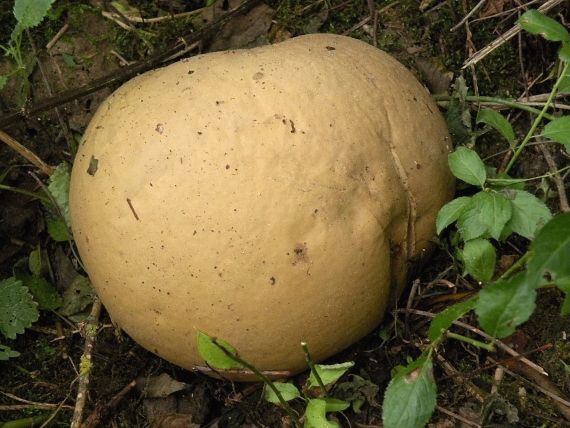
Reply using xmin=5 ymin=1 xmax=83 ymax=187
xmin=0 ymin=129 xmax=54 ymax=175
xmin=0 ymin=0 xmax=261 ymax=129
xmin=70 ymin=298 xmax=102 ymax=428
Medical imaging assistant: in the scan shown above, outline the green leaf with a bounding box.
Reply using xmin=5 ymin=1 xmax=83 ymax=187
xmin=436 ymin=196 xmax=471 ymax=235
xmin=304 ymin=398 xmax=344 ymax=428
xmin=476 ymin=108 xmax=515 ymax=144
xmin=462 ymin=239 xmax=496 ymax=282
xmin=263 ymin=382 xmax=300 ymax=403
xmin=487 ymin=172 xmax=526 ymax=190
xmin=0 ymin=75 xmax=7 ymax=91
xmin=457 ymin=197 xmax=488 ymax=241
xmin=448 ymin=147 xmax=486 ymax=187
xmin=324 ymin=398 xmax=350 ymax=412
xmin=28 ymin=247 xmax=49 ymax=277
xmin=559 ymin=43 xmax=570 ymax=63
xmin=382 ymin=356 xmax=437 ymax=428
xmin=475 ymin=273 xmax=536 ymax=338
xmin=334 ymin=375 xmax=379 ymax=414
xmin=526 ymin=212 xmax=570 ymax=287
xmin=18 ymin=274 xmax=62 ymax=310
xmin=13 ymin=0 xmax=55 ymax=29
xmin=47 ymin=162 xmax=71 ymax=227
xmin=543 ymin=116 xmax=570 ymax=146
xmin=47 ymin=217 xmax=72 ymax=242
xmin=457 ymin=192 xmax=512 ymax=241
xmin=308 ymin=362 xmax=355 ymax=388
xmin=62 ymin=53 xmax=78 ymax=68
xmin=0 ymin=344 xmax=20 ymax=360
xmin=445 ymin=76 xmax=473 ymax=146
xmin=196 ymin=331 xmax=244 ymax=370
xmin=519 ymin=10 xmax=570 ymax=42
xmin=560 ymin=66 xmax=570 ymax=93
xmin=502 ymin=189 xmax=552 ymax=240
xmin=428 ymin=297 xmax=477 ymax=343
xmin=59 ymin=275 xmax=95 ymax=316
xmin=0 ymin=277 xmax=39 ymax=339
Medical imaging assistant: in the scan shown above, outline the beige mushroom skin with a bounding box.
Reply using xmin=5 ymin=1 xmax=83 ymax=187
xmin=70 ymin=34 xmax=454 ymax=379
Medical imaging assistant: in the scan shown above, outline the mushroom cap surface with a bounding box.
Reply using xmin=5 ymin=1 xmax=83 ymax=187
xmin=70 ymin=34 xmax=454 ymax=378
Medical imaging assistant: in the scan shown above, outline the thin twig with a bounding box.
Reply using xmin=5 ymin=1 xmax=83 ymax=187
xmin=0 ymin=129 xmax=54 ymax=175
xmin=451 ymin=0 xmax=487 ymax=32
xmin=103 ymin=7 xmax=206 ymax=24
xmin=301 ymin=342 xmax=327 ymax=396
xmin=82 ymin=380 xmax=137 ymax=428
xmin=70 ymin=298 xmax=102 ymax=428
xmin=0 ymin=391 xmax=73 ymax=410
xmin=437 ymin=405 xmax=481 ymax=427
xmin=401 ymin=308 xmax=549 ymax=376
xmin=538 ymin=142 xmax=570 ymax=212
xmin=46 ymin=23 xmax=69 ymax=51
xmin=462 ymin=0 xmax=565 ymax=69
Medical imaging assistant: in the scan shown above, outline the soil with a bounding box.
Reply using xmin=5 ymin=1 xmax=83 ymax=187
xmin=1 ymin=1 xmax=569 ymax=427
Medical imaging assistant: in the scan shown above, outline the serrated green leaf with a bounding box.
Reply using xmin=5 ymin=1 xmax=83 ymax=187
xmin=304 ymin=399 xmax=341 ymax=428
xmin=428 ymin=297 xmax=477 ymax=343
xmin=519 ymin=10 xmax=570 ymax=42
xmin=47 ymin=217 xmax=72 ymax=241
xmin=476 ymin=108 xmax=515 ymax=144
xmin=526 ymin=212 xmax=570 ymax=287
xmin=436 ymin=197 xmax=471 ymax=235
xmin=543 ymin=116 xmax=570 ymax=146
xmin=18 ymin=274 xmax=62 ymax=310
xmin=462 ymin=238 xmax=496 ymax=282
xmin=0 ymin=75 xmax=7 ymax=91
xmin=502 ymin=189 xmax=552 ymax=240
xmin=448 ymin=147 xmax=486 ymax=187
xmin=47 ymin=162 xmax=71 ymax=227
xmin=13 ymin=0 xmax=55 ymax=29
xmin=382 ymin=356 xmax=437 ymax=428
xmin=560 ymin=43 xmax=570 ymax=63
xmin=196 ymin=331 xmax=243 ymax=370
xmin=0 ymin=344 xmax=20 ymax=360
xmin=480 ymin=192 xmax=513 ymax=240
xmin=475 ymin=272 xmax=535 ymax=338
xmin=263 ymin=382 xmax=300 ymax=403
xmin=0 ymin=277 xmax=39 ymax=339
xmin=308 ymin=362 xmax=355 ymax=388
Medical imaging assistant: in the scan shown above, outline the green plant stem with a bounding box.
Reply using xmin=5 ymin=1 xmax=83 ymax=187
xmin=0 ymin=183 xmax=52 ymax=204
xmin=0 ymin=414 xmax=51 ymax=428
xmin=434 ymin=95 xmax=556 ymax=121
xmin=486 ymin=164 xmax=570 ymax=184
xmin=212 ymin=339 xmax=301 ymax=427
xmin=446 ymin=332 xmax=495 ymax=352
xmin=498 ymin=251 xmax=532 ymax=281
xmin=301 ymin=342 xmax=327 ymax=396
xmin=505 ymin=61 xmax=570 ymax=173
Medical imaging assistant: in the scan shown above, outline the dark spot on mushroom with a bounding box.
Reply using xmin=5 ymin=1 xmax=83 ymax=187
xmin=155 ymin=123 xmax=164 ymax=134
xmin=87 ymin=156 xmax=99 ymax=176
xmin=188 ymin=70 xmax=195 ymax=74
xmin=289 ymin=120 xmax=296 ymax=133
xmin=292 ymin=243 xmax=309 ymax=265
xmin=325 ymin=46 xmax=336 ymax=50
xmin=225 ymin=164 xmax=230 ymax=169
xmin=197 ymin=131 xmax=203 ymax=135
xmin=252 ymin=72 xmax=264 ymax=80
xmin=269 ymin=276 xmax=276 ymax=285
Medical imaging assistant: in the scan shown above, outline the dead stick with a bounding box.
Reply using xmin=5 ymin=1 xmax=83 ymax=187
xmin=0 ymin=0 xmax=261 ymax=129
xmin=0 ymin=129 xmax=54 ymax=175
xmin=462 ymin=0 xmax=565 ymax=69
xmin=70 ymin=298 xmax=102 ymax=428
xmin=82 ymin=380 xmax=136 ymax=428
xmin=538 ymin=142 xmax=570 ymax=213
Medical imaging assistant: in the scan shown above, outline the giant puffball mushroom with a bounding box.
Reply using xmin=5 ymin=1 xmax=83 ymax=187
xmin=70 ymin=34 xmax=454 ymax=380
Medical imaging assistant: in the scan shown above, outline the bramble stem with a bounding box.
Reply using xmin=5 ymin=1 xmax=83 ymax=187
xmin=505 ymin=61 xmax=570 ymax=173
xmin=434 ymin=95 xmax=556 ymax=120
xmin=498 ymin=252 xmax=532 ymax=281
xmin=301 ymin=342 xmax=327 ymax=396
xmin=446 ymin=332 xmax=495 ymax=352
